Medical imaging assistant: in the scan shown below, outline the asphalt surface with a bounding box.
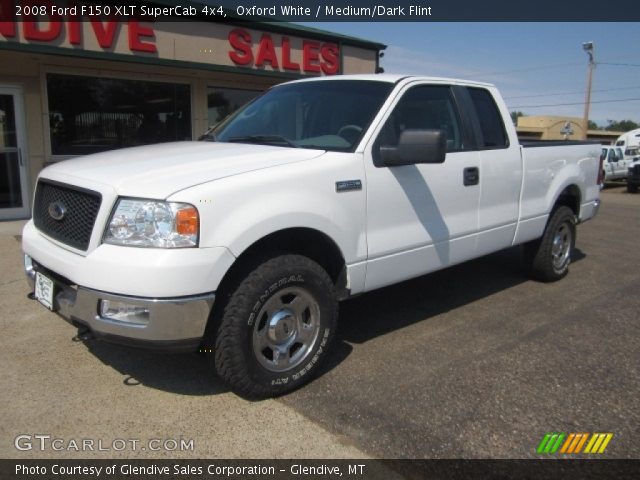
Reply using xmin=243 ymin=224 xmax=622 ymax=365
xmin=1 ymin=186 xmax=638 ymax=460
xmin=0 ymin=225 xmax=369 ymax=459
xmin=280 ymin=185 xmax=640 ymax=458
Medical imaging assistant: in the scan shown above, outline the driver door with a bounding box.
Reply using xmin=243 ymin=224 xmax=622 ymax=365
xmin=607 ymin=148 xmax=622 ymax=178
xmin=363 ymin=83 xmax=481 ymax=291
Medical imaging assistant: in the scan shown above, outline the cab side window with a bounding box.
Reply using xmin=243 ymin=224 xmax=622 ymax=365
xmin=377 ymin=85 xmax=464 ymax=152
xmin=467 ymin=87 xmax=508 ymax=149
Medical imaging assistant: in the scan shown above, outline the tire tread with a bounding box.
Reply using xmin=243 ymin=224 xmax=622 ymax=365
xmin=524 ymin=206 xmax=576 ymax=283
xmin=212 ymin=254 xmax=337 ymax=399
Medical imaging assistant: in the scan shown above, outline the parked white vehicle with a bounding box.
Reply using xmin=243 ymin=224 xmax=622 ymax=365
xmin=22 ymin=75 xmax=601 ymax=397
xmin=601 ymin=145 xmax=629 ymax=182
xmin=601 ymin=145 xmax=632 ymax=182
xmin=615 ymin=128 xmax=640 ymax=160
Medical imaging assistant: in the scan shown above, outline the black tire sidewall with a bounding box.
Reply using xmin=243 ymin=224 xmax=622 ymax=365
xmin=543 ymin=207 xmax=576 ymax=279
xmin=216 ymin=255 xmax=337 ymax=396
xmin=525 ymin=205 xmax=576 ymax=282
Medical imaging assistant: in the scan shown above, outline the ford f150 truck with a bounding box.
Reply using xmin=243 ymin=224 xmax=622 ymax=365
xmin=22 ymin=75 xmax=601 ymax=398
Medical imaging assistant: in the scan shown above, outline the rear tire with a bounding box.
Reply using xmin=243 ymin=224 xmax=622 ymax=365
xmin=211 ymin=254 xmax=337 ymax=399
xmin=524 ymin=206 xmax=576 ymax=282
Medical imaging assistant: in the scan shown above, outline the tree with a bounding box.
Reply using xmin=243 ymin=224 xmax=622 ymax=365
xmin=605 ymin=119 xmax=639 ymax=132
xmin=588 ymin=120 xmax=600 ymax=130
xmin=510 ymin=111 xmax=526 ymax=126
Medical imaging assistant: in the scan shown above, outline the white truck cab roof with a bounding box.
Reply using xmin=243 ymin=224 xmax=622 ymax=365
xmin=287 ymin=73 xmax=495 ymax=89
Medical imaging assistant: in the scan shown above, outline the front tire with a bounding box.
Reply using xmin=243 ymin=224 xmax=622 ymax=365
xmin=212 ymin=254 xmax=337 ymax=399
xmin=524 ymin=206 xmax=576 ymax=282
xmin=628 ymin=183 xmax=638 ymax=193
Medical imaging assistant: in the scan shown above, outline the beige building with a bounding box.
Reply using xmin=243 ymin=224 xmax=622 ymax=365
xmin=0 ymin=9 xmax=384 ymax=219
xmin=516 ymin=115 xmax=622 ymax=144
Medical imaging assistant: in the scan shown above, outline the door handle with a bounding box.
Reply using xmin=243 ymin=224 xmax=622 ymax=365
xmin=18 ymin=148 xmax=24 ymax=167
xmin=463 ymin=167 xmax=479 ymax=186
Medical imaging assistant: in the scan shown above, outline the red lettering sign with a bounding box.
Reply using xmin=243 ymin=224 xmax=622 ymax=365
xmin=0 ymin=4 xmax=157 ymax=53
xmin=89 ymin=18 xmax=118 ymax=48
xmin=21 ymin=0 xmax=61 ymax=41
xmin=228 ymin=28 xmax=340 ymax=75
xmin=128 ymin=19 xmax=156 ymax=53
xmin=281 ymin=37 xmax=299 ymax=71
xmin=255 ymin=34 xmax=278 ymax=68
xmin=23 ymin=20 xmax=62 ymax=41
xmin=228 ymin=28 xmax=252 ymax=65
xmin=321 ymin=44 xmax=339 ymax=75
xmin=67 ymin=20 xmax=81 ymax=45
xmin=0 ymin=0 xmax=16 ymax=37
xmin=302 ymin=40 xmax=321 ymax=73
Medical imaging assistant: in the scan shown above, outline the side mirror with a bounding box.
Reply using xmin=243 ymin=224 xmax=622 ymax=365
xmin=380 ymin=129 xmax=446 ymax=166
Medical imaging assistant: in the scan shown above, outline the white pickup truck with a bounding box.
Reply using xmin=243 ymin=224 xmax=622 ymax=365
xmin=23 ymin=75 xmax=601 ymax=398
xmin=601 ymin=145 xmax=629 ymax=182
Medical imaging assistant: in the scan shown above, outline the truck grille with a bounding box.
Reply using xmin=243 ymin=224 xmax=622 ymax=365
xmin=33 ymin=180 xmax=102 ymax=251
xmin=633 ymin=165 xmax=640 ymax=176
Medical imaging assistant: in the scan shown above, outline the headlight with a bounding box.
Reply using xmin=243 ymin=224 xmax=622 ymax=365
xmin=104 ymin=199 xmax=199 ymax=248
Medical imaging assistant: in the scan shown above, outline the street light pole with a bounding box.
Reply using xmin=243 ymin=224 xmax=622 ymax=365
xmin=582 ymin=42 xmax=595 ymax=140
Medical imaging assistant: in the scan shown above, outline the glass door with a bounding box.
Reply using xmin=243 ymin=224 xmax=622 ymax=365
xmin=0 ymin=87 xmax=30 ymax=219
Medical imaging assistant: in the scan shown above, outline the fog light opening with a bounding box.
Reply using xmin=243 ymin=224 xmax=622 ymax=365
xmin=99 ymin=300 xmax=150 ymax=325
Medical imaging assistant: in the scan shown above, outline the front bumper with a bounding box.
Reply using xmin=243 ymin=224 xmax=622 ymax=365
xmin=25 ymin=255 xmax=214 ymax=353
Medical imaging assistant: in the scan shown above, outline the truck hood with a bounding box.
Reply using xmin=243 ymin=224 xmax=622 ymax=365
xmin=41 ymin=141 xmax=325 ymax=198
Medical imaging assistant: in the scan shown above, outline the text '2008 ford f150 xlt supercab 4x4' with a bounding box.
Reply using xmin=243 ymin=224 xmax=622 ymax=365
xmin=22 ymin=75 xmax=602 ymax=398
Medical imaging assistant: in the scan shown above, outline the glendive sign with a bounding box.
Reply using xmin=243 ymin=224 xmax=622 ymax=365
xmin=0 ymin=2 xmax=340 ymax=75
xmin=0 ymin=19 xmax=157 ymax=52
xmin=228 ymin=28 xmax=340 ymax=75
xmin=0 ymin=1 xmax=157 ymax=53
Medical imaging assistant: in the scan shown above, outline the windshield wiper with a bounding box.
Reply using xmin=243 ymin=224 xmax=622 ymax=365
xmin=226 ymin=135 xmax=298 ymax=148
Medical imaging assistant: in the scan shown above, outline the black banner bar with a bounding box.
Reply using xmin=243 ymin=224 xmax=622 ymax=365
xmin=2 ymin=0 xmax=640 ymax=22
xmin=3 ymin=459 xmax=640 ymax=480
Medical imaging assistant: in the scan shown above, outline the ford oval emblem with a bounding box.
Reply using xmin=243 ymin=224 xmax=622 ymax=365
xmin=48 ymin=201 xmax=66 ymax=221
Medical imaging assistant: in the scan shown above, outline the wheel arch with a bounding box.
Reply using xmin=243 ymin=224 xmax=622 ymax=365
xmin=554 ymin=184 xmax=581 ymax=217
xmin=215 ymin=227 xmax=348 ymax=305
xmin=202 ymin=227 xmax=347 ymax=351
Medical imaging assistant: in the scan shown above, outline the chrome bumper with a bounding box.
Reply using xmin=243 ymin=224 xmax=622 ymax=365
xmin=579 ymin=198 xmax=600 ymax=224
xmin=25 ymin=254 xmax=214 ymax=352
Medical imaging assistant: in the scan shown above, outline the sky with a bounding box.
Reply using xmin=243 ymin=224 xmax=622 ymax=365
xmin=301 ymin=22 xmax=640 ymax=127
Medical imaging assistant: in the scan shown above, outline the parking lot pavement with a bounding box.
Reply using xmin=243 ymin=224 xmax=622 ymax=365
xmin=279 ymin=186 xmax=639 ymax=458
xmin=2 ymin=187 xmax=638 ymax=461
xmin=0 ymin=221 xmax=368 ymax=459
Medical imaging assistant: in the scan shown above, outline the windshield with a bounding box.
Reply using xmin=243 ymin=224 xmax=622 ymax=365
xmin=202 ymin=80 xmax=393 ymax=152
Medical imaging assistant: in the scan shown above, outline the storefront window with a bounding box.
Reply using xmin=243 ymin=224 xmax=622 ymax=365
xmin=0 ymin=94 xmax=21 ymax=208
xmin=207 ymin=87 xmax=261 ymax=129
xmin=47 ymin=74 xmax=191 ymax=156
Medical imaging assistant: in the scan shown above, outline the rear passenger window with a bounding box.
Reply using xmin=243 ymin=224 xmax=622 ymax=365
xmin=467 ymin=88 xmax=508 ymax=149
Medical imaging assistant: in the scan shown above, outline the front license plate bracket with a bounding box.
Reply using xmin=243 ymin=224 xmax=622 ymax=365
xmin=35 ymin=272 xmax=55 ymax=311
